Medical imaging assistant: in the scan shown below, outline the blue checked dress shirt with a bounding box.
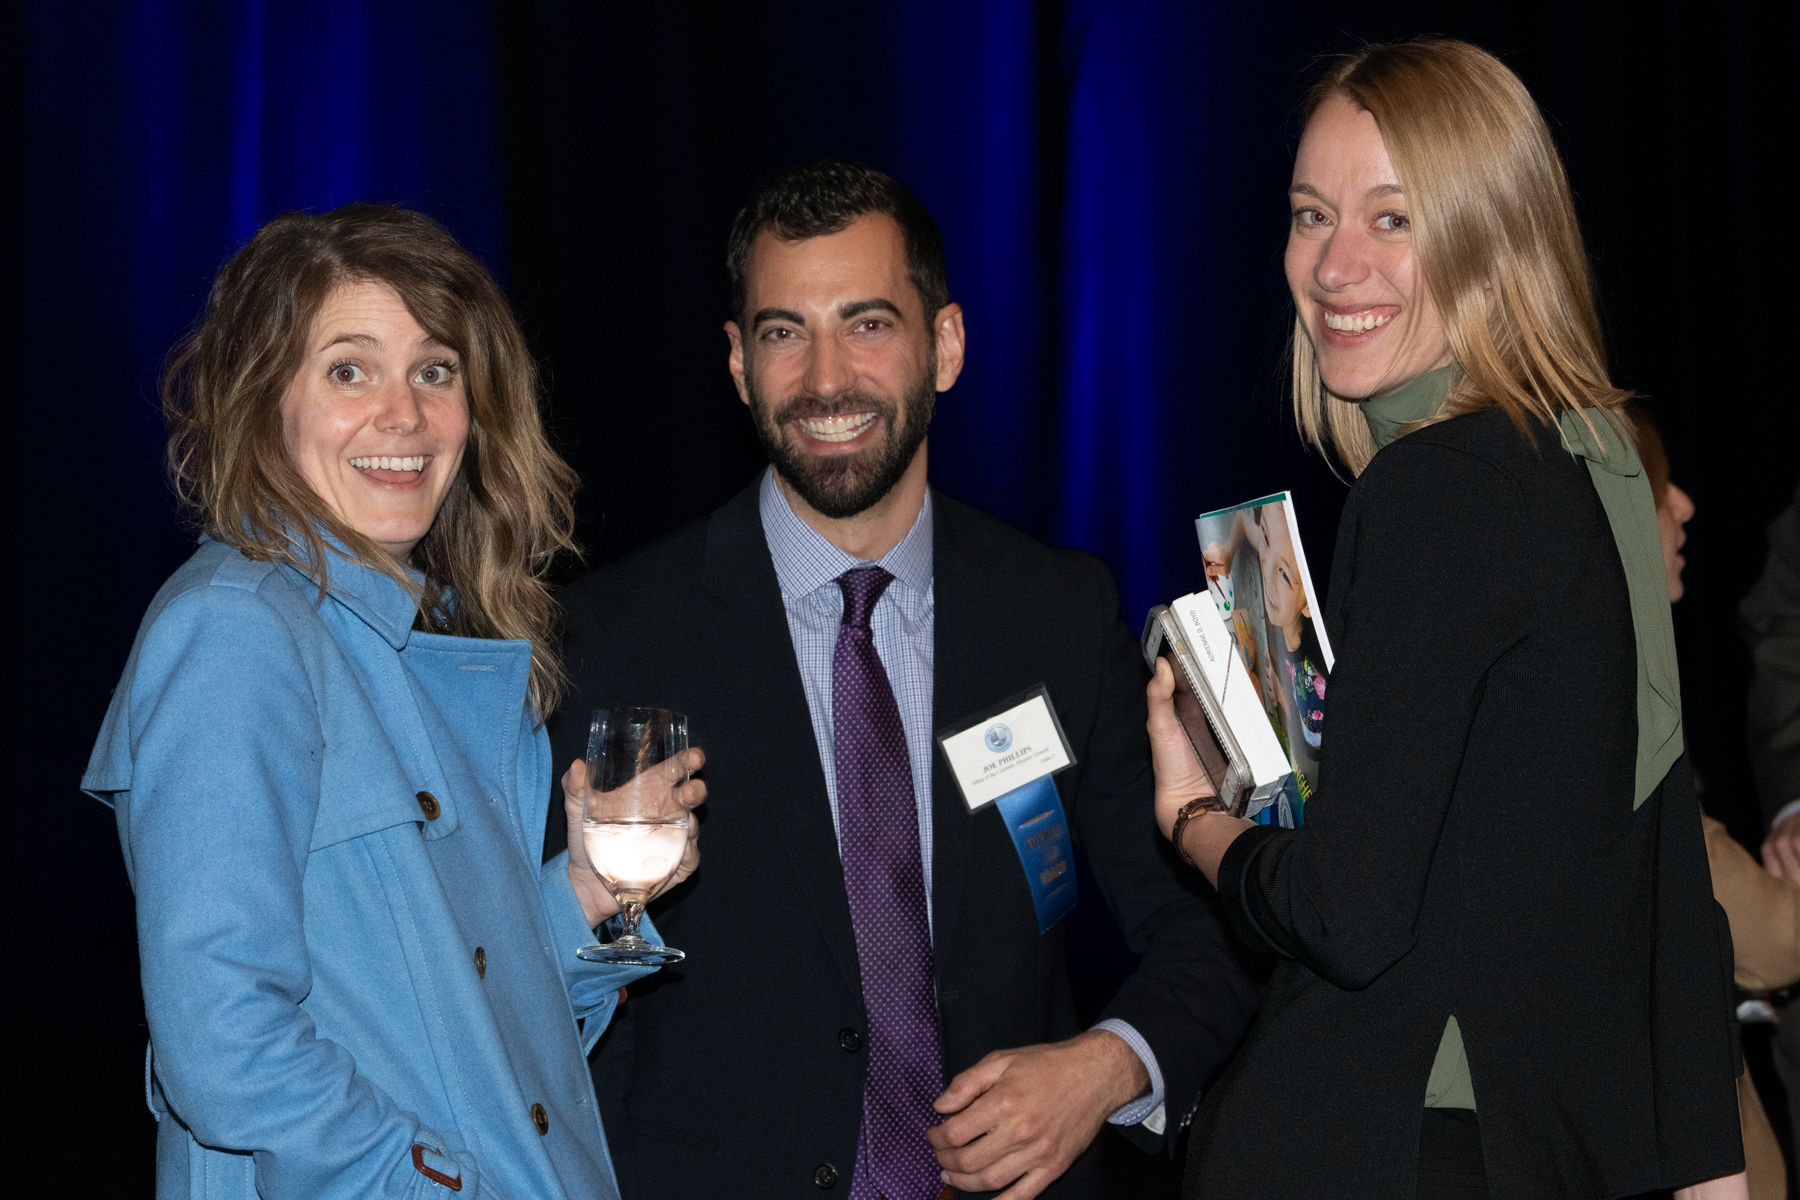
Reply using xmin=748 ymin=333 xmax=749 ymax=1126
xmin=758 ymin=469 xmax=1166 ymax=1130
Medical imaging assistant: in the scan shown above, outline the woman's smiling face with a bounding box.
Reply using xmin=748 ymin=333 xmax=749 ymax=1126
xmin=1286 ymin=93 xmax=1455 ymax=400
xmin=280 ymin=279 xmax=471 ymax=557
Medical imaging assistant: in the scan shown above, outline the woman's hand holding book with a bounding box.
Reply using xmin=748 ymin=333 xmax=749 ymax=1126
xmin=1149 ymin=658 xmax=1255 ymax=888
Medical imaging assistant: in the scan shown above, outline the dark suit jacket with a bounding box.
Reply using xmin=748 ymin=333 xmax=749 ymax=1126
xmin=1742 ymin=480 xmax=1800 ymax=827
xmin=1188 ymin=409 xmax=1742 ymax=1199
xmin=546 ymin=480 xmax=1263 ymax=1199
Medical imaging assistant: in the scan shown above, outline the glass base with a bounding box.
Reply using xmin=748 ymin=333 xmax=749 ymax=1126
xmin=577 ymin=934 xmax=685 ymax=965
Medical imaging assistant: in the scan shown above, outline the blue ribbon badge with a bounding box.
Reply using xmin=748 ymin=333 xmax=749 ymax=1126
xmin=996 ymin=775 xmax=1076 ymax=932
xmin=936 ymin=686 xmax=1079 ymax=933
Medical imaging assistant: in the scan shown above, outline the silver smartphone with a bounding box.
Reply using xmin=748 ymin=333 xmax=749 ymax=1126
xmin=1142 ymin=605 xmax=1253 ymax=818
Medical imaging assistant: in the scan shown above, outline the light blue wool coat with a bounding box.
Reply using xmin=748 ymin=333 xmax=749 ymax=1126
xmin=84 ymin=537 xmax=655 ymax=1199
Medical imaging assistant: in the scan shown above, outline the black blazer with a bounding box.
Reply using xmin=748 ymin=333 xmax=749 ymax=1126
xmin=1187 ymin=409 xmax=1742 ymax=1199
xmin=547 ymin=480 xmax=1263 ymax=1199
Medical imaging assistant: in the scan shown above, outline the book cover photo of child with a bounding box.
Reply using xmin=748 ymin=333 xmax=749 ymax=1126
xmin=1196 ymin=494 xmax=1332 ymax=825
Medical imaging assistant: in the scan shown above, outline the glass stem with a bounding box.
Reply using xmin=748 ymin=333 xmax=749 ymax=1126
xmin=618 ymin=899 xmax=646 ymax=942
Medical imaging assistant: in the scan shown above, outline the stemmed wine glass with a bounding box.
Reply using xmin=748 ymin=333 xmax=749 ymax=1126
xmin=575 ymin=707 xmax=692 ymax=965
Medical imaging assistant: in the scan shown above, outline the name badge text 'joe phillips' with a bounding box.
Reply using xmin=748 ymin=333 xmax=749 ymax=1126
xmin=939 ymin=691 xmax=1073 ymax=812
xmin=937 ymin=686 xmax=1079 ymax=932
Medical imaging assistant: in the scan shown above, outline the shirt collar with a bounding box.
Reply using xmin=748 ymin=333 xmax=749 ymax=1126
xmin=758 ymin=466 xmax=934 ymax=600
xmin=318 ymin=549 xmax=425 ymax=650
xmin=219 ymin=526 xmax=423 ymax=651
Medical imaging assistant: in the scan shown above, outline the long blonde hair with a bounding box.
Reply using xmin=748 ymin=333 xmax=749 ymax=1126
xmin=1291 ymin=38 xmax=1632 ymax=475
xmin=162 ymin=204 xmax=578 ymax=715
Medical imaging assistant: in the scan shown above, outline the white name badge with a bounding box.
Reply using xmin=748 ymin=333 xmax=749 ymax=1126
xmin=936 ymin=685 xmax=1076 ymax=812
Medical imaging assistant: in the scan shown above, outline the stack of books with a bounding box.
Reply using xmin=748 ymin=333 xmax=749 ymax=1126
xmin=1143 ymin=492 xmax=1333 ymax=827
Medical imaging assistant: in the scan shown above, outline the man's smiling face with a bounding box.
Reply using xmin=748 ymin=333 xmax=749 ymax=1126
xmin=726 ymin=213 xmax=938 ymax=520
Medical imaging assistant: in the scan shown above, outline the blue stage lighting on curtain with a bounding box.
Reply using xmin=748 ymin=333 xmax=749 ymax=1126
xmin=860 ymin=0 xmax=1220 ymax=624
xmin=30 ymin=0 xmax=510 ymax=558
xmin=1057 ymin=3 xmax=1162 ymax=615
xmin=1052 ymin=0 xmax=1219 ymax=625
xmin=873 ymin=0 xmax=1049 ymax=537
xmin=27 ymin=0 xmax=513 ymax=684
xmin=228 ymin=0 xmax=269 ymax=245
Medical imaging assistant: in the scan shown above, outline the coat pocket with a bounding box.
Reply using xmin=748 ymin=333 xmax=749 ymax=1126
xmin=311 ymin=741 xmax=434 ymax=853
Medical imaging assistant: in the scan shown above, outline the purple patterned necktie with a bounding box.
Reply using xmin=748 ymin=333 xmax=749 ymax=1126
xmin=833 ymin=566 xmax=944 ymax=1200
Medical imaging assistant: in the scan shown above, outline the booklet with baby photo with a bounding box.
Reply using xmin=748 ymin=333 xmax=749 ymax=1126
xmin=1194 ymin=492 xmax=1333 ymax=827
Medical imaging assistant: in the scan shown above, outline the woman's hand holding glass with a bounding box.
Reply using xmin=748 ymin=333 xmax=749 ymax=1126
xmin=562 ymin=744 xmax=706 ymax=934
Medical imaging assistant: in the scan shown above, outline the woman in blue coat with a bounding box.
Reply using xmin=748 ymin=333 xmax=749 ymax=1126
xmin=83 ymin=203 xmax=704 ymax=1198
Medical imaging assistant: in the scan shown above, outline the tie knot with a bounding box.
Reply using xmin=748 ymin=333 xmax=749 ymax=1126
xmin=836 ymin=566 xmax=895 ymax=631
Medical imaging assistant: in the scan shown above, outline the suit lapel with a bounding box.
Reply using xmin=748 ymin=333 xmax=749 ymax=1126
xmin=699 ymin=483 xmax=866 ymax=1005
xmin=929 ymin=492 xmax=985 ymax=957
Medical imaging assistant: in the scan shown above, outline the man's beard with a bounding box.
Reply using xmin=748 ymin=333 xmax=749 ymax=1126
xmin=746 ymin=355 xmax=936 ymax=520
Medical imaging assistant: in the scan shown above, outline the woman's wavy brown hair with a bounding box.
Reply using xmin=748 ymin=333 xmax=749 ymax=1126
xmin=162 ymin=203 xmax=578 ymax=715
xmin=1290 ymin=38 xmax=1634 ymax=475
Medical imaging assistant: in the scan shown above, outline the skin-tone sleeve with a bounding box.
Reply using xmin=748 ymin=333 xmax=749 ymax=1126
xmin=1703 ymin=814 xmax=1800 ymax=992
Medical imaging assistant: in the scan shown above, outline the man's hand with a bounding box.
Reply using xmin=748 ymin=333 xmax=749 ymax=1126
xmin=1763 ymin=811 xmax=1800 ymax=879
xmin=927 ymin=1030 xmax=1149 ymax=1199
xmin=562 ymin=747 xmax=707 ymax=928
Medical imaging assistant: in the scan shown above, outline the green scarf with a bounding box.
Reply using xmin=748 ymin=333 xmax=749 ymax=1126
xmin=1359 ymin=363 xmax=1457 ymax=446
xmin=1361 ymin=366 xmax=1681 ymax=808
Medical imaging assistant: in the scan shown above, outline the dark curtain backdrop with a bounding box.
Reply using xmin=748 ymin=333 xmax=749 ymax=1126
xmin=17 ymin=1 xmax=1791 ymax=1193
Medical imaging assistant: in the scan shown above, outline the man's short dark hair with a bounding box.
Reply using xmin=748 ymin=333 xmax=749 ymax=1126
xmin=726 ymin=160 xmax=949 ymax=327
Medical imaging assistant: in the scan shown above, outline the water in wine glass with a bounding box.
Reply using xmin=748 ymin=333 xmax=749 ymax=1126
xmin=577 ymin=705 xmax=692 ymax=965
xmin=583 ymin=816 xmax=689 ymax=905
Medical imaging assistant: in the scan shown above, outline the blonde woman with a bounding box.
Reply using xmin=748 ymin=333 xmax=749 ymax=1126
xmin=1147 ymin=41 xmax=1744 ymax=1199
xmin=83 ymin=204 xmax=704 ymax=1198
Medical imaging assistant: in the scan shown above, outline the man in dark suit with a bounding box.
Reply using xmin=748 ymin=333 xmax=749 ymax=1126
xmin=548 ymin=160 xmax=1261 ymax=1199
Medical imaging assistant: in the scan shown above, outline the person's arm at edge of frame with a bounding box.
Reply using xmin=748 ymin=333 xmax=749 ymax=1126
xmin=1705 ymin=814 xmax=1800 ymax=993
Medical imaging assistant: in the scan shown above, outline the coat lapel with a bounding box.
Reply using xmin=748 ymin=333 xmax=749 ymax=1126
xmin=928 ymin=492 xmax=984 ymax=958
xmin=699 ymin=483 xmax=866 ymax=1005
